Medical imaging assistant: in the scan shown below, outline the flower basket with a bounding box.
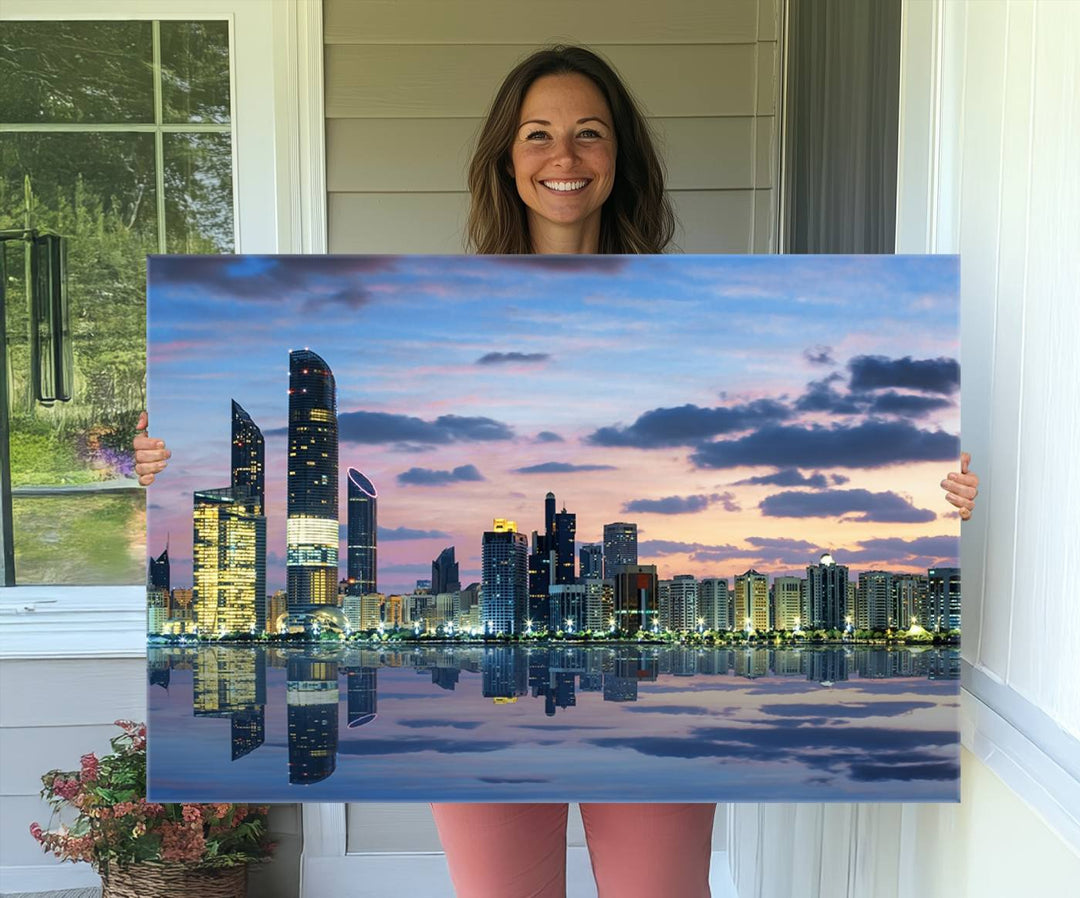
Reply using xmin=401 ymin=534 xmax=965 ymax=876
xmin=30 ymin=721 xmax=273 ymax=892
xmin=101 ymin=862 xmax=247 ymax=898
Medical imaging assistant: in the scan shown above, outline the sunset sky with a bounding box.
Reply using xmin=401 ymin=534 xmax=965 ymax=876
xmin=147 ymin=254 xmax=960 ymax=595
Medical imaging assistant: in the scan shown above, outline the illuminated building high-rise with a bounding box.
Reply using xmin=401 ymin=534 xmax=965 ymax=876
xmin=481 ymin=519 xmax=529 ymax=635
xmin=553 ymin=504 xmax=576 ymax=585
xmin=927 ymin=567 xmax=961 ymax=631
xmin=148 ymin=545 xmax=170 ymax=635
xmin=603 ymin=522 xmax=638 ymax=577
xmin=346 ymin=468 xmax=377 ymax=595
xmin=287 ymin=349 xmax=339 ymax=611
xmin=613 ymin=564 xmax=658 ymax=634
xmin=231 ymin=400 xmax=265 ymax=506
xmin=578 ymin=543 xmax=603 ymax=580
xmin=772 ymin=576 xmax=803 ymax=630
xmin=192 ymin=401 xmax=267 ymax=635
xmin=193 ymin=487 xmax=267 ymax=634
xmin=806 ymin=553 xmax=849 ymax=630
xmin=734 ymin=569 xmax=769 ymax=631
xmin=856 ymin=571 xmax=893 ymax=631
xmin=698 ymin=577 xmax=731 ymax=631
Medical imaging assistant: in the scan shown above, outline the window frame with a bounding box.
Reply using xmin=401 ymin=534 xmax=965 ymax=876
xmin=0 ymin=0 xmax=326 ymax=658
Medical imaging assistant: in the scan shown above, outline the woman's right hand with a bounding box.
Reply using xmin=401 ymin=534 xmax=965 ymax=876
xmin=133 ymin=411 xmax=171 ymax=486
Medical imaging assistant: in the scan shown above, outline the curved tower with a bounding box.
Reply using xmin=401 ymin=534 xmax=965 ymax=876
xmin=287 ymin=349 xmax=338 ymax=610
xmin=346 ymin=467 xmax=377 ymax=596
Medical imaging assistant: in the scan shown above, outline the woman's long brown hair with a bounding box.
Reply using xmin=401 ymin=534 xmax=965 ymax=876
xmin=466 ymin=46 xmax=676 ymax=255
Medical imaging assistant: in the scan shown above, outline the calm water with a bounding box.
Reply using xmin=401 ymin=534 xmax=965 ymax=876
xmin=147 ymin=644 xmax=959 ymax=803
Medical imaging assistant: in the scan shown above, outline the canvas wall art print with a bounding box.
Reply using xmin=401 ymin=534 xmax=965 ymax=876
xmin=145 ymin=254 xmax=960 ymax=803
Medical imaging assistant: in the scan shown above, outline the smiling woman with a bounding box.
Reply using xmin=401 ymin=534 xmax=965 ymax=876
xmin=466 ymin=45 xmax=674 ymax=255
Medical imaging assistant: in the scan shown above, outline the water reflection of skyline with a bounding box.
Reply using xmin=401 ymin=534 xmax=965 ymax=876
xmin=147 ymin=646 xmax=959 ymax=803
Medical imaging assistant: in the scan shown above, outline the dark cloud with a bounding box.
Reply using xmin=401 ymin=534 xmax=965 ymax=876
xmin=332 ymin=411 xmax=514 ymax=444
xmin=831 ymin=474 xmax=850 ymax=485
xmin=623 ymin=492 xmax=739 ymax=515
xmin=804 ymin=345 xmax=836 ymax=365
xmin=868 ymin=391 xmax=953 ymax=416
xmin=148 ymin=255 xmax=397 ymax=310
xmin=638 ymin=539 xmax=747 ymax=562
xmin=397 ymin=465 xmax=484 ymax=486
xmin=397 ymin=719 xmax=483 ymax=730
xmin=475 ymin=352 xmax=550 ymax=365
xmin=759 ymin=489 xmax=937 ymax=523
xmin=379 ymin=526 xmax=452 ymax=541
xmin=690 ymin=421 xmax=959 ymax=469
xmin=513 ymin=462 xmax=617 ymax=474
xmin=735 ymin=468 xmax=829 ymax=489
xmin=849 ymin=762 xmax=959 ymax=783
xmin=337 ymin=738 xmax=511 ymax=756
xmin=760 ymin=701 xmax=937 ymax=719
xmin=844 ymin=535 xmax=959 ymax=565
xmin=477 ymin=776 xmax=551 ymax=784
xmin=848 ymin=355 xmax=960 ymax=395
xmin=587 ymin=399 xmax=792 ymax=448
xmin=621 ymin=705 xmax=714 ymax=715
xmin=535 ymin=431 xmax=564 ymax=443
xmin=744 ymin=536 xmax=819 ymax=561
xmin=794 ymin=374 xmax=866 ymax=415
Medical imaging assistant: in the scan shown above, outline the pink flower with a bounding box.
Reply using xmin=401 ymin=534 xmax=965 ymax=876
xmin=52 ymin=777 xmax=80 ymax=801
xmin=29 ymin=822 xmax=43 ymax=842
xmin=181 ymin=805 xmax=202 ymax=824
xmin=80 ymin=753 xmax=100 ymax=782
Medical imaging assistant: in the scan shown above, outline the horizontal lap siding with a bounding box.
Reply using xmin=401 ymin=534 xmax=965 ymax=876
xmin=325 ymin=0 xmax=780 ymax=255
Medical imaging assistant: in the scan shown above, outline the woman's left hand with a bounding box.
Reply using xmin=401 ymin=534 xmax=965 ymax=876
xmin=941 ymin=451 xmax=979 ymax=521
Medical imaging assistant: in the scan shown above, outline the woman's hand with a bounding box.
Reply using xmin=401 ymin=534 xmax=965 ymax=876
xmin=133 ymin=411 xmax=171 ymax=486
xmin=941 ymin=451 xmax=978 ymax=521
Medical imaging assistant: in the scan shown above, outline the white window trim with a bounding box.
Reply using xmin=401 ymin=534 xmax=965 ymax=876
xmin=0 ymin=0 xmax=326 ymax=660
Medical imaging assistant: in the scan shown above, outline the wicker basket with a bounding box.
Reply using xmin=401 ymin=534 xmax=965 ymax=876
xmin=100 ymin=862 xmax=247 ymax=898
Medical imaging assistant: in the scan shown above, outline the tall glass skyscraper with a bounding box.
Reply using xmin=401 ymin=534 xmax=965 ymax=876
xmin=287 ymin=349 xmax=339 ymax=610
xmin=806 ymin=553 xmax=849 ymax=630
xmin=481 ymin=519 xmax=529 ymax=635
xmin=346 ymin=467 xmax=377 ymax=596
xmin=603 ymin=521 xmax=638 ymax=577
xmin=431 ymin=545 xmax=461 ymax=595
xmin=231 ymin=399 xmax=265 ymax=506
xmin=192 ymin=487 xmax=267 ymax=634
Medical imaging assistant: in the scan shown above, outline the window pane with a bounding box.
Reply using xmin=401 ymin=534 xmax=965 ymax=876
xmin=164 ymin=133 xmax=235 ymax=253
xmin=2 ymin=132 xmax=155 ymax=585
xmin=0 ymin=21 xmax=154 ymax=124
xmin=11 ymin=492 xmax=145 ymax=585
xmin=160 ymin=20 xmax=232 ymax=124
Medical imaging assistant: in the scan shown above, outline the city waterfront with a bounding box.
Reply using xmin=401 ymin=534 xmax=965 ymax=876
xmin=147 ymin=644 xmax=959 ymax=803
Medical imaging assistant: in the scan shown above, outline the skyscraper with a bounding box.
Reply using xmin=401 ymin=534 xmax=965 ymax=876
xmin=927 ymin=567 xmax=961 ymax=631
xmin=553 ymin=505 xmax=576 ymax=585
xmin=481 ymin=519 xmax=529 ymax=635
xmin=603 ymin=521 xmax=638 ymax=577
xmin=192 ymin=401 xmax=267 ymax=635
xmin=698 ymin=577 xmax=730 ymax=631
xmin=668 ymin=574 xmax=698 ymax=631
xmin=431 ymin=546 xmax=461 ymax=595
xmin=613 ymin=564 xmax=658 ymax=634
xmin=773 ymin=576 xmax=803 ymax=630
xmin=193 ymin=486 xmax=267 ymax=634
xmin=579 ymin=543 xmax=603 ymax=580
xmin=148 ymin=545 xmax=170 ymax=636
xmin=857 ymin=571 xmax=893 ymax=631
xmin=346 ymin=468 xmax=377 ymax=595
xmin=806 ymin=553 xmax=849 ymax=630
xmin=231 ymin=399 xmax=265 ymax=505
xmin=287 ymin=349 xmax=338 ymax=611
xmin=734 ymin=569 xmax=769 ymax=631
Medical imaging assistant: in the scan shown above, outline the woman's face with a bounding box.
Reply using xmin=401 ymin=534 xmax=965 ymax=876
xmin=509 ymin=73 xmax=617 ymax=241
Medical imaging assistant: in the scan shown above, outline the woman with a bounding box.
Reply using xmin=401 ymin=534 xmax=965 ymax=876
xmin=135 ymin=45 xmax=979 ymax=898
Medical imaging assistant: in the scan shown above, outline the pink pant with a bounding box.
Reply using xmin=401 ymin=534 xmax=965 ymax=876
xmin=430 ymin=803 xmax=716 ymax=898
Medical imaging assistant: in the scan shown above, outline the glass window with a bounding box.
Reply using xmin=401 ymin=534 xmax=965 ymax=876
xmin=1 ymin=19 xmax=234 ymax=585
